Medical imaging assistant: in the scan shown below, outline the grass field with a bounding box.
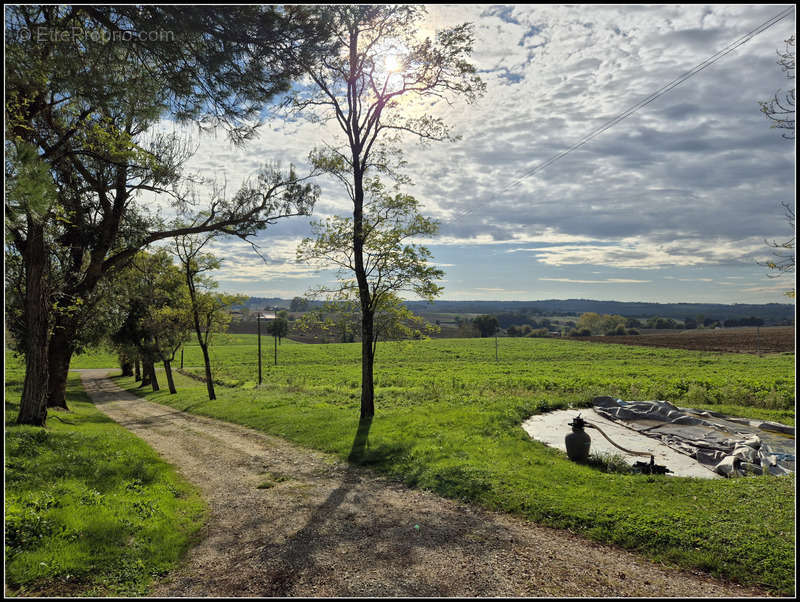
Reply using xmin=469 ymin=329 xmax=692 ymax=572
xmin=105 ymin=335 xmax=795 ymax=594
xmin=176 ymin=335 xmax=794 ymax=419
xmin=4 ymin=371 xmax=207 ymax=596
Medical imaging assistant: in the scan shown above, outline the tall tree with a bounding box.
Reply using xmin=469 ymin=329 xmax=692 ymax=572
xmin=173 ymin=233 xmax=246 ymax=401
xmin=298 ymin=178 xmax=444 ymax=416
xmin=5 ymin=143 xmax=56 ymax=425
xmin=5 ymin=6 xmax=325 ymax=424
xmin=289 ymin=5 xmax=484 ymax=417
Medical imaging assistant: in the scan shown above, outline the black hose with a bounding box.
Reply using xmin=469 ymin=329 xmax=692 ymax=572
xmin=584 ymin=421 xmax=652 ymax=457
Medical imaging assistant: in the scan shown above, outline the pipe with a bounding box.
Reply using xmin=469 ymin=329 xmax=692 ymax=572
xmin=583 ymin=420 xmax=653 ymax=458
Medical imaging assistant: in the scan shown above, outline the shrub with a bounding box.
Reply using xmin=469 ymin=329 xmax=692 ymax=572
xmin=525 ymin=328 xmax=550 ymax=338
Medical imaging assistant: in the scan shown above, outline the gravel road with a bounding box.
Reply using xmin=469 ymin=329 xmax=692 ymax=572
xmin=80 ymin=369 xmax=771 ymax=598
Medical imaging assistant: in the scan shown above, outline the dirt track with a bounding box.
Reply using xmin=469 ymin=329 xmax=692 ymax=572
xmin=80 ymin=369 xmax=771 ymax=597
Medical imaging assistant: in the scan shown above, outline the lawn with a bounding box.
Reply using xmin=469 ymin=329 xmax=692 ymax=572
xmin=4 ymin=371 xmax=207 ymax=596
xmin=109 ymin=335 xmax=794 ymax=594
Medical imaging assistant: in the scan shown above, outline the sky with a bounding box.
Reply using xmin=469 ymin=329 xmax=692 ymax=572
xmin=162 ymin=4 xmax=796 ymax=305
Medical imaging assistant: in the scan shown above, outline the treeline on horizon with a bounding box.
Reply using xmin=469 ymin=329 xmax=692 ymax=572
xmin=242 ymin=297 xmax=795 ymax=325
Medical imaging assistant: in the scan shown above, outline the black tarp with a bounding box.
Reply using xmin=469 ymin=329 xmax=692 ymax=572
xmin=591 ymin=397 xmax=795 ymax=478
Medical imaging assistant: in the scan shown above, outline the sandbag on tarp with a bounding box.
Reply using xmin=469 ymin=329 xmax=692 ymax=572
xmin=591 ymin=397 xmax=795 ymax=478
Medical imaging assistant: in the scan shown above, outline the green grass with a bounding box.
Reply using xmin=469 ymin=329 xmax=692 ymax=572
xmin=5 ymin=347 xmax=120 ymax=371
xmin=4 ymin=371 xmax=207 ymax=596
xmin=180 ymin=335 xmax=794 ymax=414
xmin=109 ymin=336 xmax=794 ymax=595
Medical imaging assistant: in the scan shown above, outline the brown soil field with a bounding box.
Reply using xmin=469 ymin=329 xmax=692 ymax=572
xmin=583 ymin=326 xmax=795 ymax=354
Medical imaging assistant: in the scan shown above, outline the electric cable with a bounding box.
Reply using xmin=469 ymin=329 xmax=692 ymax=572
xmin=500 ymin=6 xmax=795 ymax=193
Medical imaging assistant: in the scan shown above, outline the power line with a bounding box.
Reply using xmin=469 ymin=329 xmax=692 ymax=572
xmin=500 ymin=6 xmax=795 ymax=193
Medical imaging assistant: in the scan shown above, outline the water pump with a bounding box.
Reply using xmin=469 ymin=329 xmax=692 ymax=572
xmin=565 ymin=414 xmax=592 ymax=461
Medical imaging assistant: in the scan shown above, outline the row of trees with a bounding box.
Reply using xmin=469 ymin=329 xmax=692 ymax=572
xmin=110 ymin=246 xmax=241 ymax=398
xmin=6 ymin=6 xmax=483 ymax=424
xmin=467 ymin=311 xmax=761 ymax=337
xmin=5 ymin=6 xmax=325 ymax=426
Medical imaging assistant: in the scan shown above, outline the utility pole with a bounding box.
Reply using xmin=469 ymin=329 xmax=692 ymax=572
xmin=257 ymin=313 xmax=263 ymax=385
xmin=756 ymin=325 xmax=761 ymax=357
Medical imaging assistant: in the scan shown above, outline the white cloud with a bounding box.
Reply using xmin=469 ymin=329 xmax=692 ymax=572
xmin=169 ymin=5 xmax=795 ymax=303
xmin=539 ymin=278 xmax=651 ymax=284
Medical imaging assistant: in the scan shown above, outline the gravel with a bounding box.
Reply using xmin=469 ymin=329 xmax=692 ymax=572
xmin=81 ymin=370 xmax=773 ymax=598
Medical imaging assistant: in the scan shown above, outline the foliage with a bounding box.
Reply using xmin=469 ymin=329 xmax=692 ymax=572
xmin=290 ymin=4 xmax=484 ymax=416
xmin=266 ymin=316 xmax=289 ymax=341
xmin=4 ymin=141 xmax=57 ymax=226
xmin=576 ymin=312 xmax=627 ymax=335
xmin=172 ymin=233 xmax=246 ymax=399
xmin=761 ymin=202 xmax=795 ymax=298
xmin=289 ymin=5 xmax=485 ymax=153
xmin=472 ymin=315 xmax=499 ymax=338
xmin=111 ymin=250 xmax=192 ymax=369
xmin=759 ymin=34 xmax=795 ymax=139
xmin=525 ymin=328 xmax=551 ymax=338
xmin=289 ymin=296 xmax=310 ymax=312
xmin=298 ymin=179 xmax=444 ymax=309
xmin=4 ymin=5 xmax=321 ymax=423
xmin=297 ymin=292 xmax=438 ymax=345
xmin=758 ymin=34 xmax=795 ymax=297
xmin=172 ymin=234 xmax=247 ymax=349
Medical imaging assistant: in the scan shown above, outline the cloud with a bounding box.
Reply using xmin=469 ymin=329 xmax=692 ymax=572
xmin=172 ymin=5 xmax=795 ymax=303
xmin=539 ymin=278 xmax=651 ymax=284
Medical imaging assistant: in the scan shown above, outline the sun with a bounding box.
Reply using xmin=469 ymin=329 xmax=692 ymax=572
xmin=384 ymin=54 xmax=403 ymax=73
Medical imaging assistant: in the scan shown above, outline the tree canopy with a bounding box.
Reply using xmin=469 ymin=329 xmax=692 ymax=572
xmin=5 ymin=5 xmax=326 ymax=424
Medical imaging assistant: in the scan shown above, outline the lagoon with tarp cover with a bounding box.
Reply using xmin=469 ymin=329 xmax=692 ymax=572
xmin=523 ymin=396 xmax=795 ymax=479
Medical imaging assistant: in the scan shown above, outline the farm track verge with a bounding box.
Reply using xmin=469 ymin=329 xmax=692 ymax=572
xmin=80 ymin=369 xmax=771 ymax=597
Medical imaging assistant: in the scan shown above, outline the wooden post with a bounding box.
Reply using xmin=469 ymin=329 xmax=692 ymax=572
xmin=274 ymin=332 xmax=278 ymax=366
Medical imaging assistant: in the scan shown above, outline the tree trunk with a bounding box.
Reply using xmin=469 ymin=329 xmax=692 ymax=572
xmin=121 ymin=358 xmax=134 ymax=377
xmin=360 ymin=311 xmax=375 ymax=418
xmin=199 ymin=342 xmax=216 ymax=400
xmin=139 ymin=358 xmax=152 ymax=388
xmin=17 ymin=219 xmax=50 ymax=426
xmin=134 ymin=357 xmax=141 ymax=381
xmin=163 ymin=359 xmax=177 ymax=394
xmin=46 ymin=327 xmax=73 ymax=409
xmin=350 ymin=163 xmax=375 ymax=419
xmin=148 ymin=360 xmax=160 ymax=392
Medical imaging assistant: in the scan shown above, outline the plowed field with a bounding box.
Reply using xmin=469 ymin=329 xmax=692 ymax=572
xmin=584 ymin=326 xmax=795 ymax=354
